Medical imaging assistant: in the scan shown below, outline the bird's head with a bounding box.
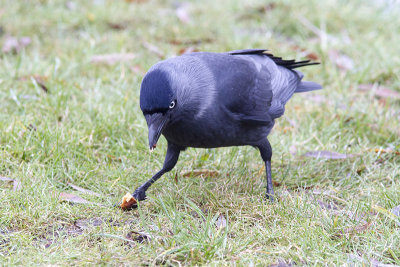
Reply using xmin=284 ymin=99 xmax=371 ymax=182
xmin=140 ymin=69 xmax=177 ymax=151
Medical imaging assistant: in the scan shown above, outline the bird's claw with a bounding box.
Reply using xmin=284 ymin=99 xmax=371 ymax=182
xmin=132 ymin=189 xmax=147 ymax=202
xmin=265 ymin=193 xmax=275 ymax=203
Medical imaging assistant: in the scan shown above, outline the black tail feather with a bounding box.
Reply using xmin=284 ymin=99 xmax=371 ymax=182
xmin=229 ymin=49 xmax=320 ymax=69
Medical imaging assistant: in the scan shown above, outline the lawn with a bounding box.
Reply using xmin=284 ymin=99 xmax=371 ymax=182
xmin=1 ymin=0 xmax=400 ymax=265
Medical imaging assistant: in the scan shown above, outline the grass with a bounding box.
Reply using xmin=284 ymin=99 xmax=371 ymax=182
xmin=1 ymin=0 xmax=400 ymax=265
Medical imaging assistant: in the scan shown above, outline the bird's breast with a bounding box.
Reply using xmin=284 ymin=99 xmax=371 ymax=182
xmin=162 ymin=114 xmax=271 ymax=148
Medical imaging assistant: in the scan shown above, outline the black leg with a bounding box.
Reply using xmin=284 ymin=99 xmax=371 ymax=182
xmin=257 ymin=139 xmax=274 ymax=202
xmin=265 ymin=160 xmax=274 ymax=201
xmin=132 ymin=142 xmax=181 ymax=202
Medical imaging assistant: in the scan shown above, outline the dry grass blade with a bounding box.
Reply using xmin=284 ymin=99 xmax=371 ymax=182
xmin=303 ymin=150 xmax=356 ymax=159
xmin=142 ymin=41 xmax=164 ymax=58
xmin=181 ymin=169 xmax=220 ymax=178
xmin=90 ymin=53 xmax=135 ymax=65
xmin=67 ymin=182 xmax=101 ymax=197
xmin=0 ymin=176 xmax=13 ymax=182
xmin=53 ymin=191 xmax=100 ymax=206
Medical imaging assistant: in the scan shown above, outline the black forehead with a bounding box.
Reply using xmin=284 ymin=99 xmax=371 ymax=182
xmin=140 ymin=69 xmax=173 ymax=112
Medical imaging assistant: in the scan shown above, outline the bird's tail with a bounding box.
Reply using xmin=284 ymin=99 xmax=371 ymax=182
xmin=295 ymin=81 xmax=322 ymax=93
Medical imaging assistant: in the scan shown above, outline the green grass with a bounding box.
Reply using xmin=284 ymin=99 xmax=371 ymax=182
xmin=1 ymin=0 xmax=400 ymax=265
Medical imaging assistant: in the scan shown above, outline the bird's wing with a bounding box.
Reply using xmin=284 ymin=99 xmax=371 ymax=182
xmin=228 ymin=50 xmax=317 ymax=119
xmin=190 ymin=52 xmax=274 ymax=126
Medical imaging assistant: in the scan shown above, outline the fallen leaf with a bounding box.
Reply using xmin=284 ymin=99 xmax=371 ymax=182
xmin=290 ymin=45 xmax=320 ymax=61
xmin=255 ymin=3 xmax=276 ymax=13
xmin=142 ymin=42 xmax=164 ymax=58
xmin=216 ymin=214 xmax=227 ymax=229
xmin=126 ymin=230 xmax=150 ymax=243
xmin=178 ymin=46 xmax=198 ymax=55
xmin=334 ymin=221 xmax=371 ymax=238
xmin=168 ymin=37 xmax=213 ymax=46
xmin=272 ymin=180 xmax=282 ymax=187
xmin=329 ymin=49 xmax=354 ymax=71
xmin=53 ymin=191 xmax=99 ymax=205
xmin=67 ymin=182 xmax=101 ymax=197
xmin=130 ymin=64 xmax=145 ymax=74
xmin=107 ymin=22 xmax=126 ymax=30
xmin=346 ymin=254 xmax=399 ymax=267
xmin=303 ymin=150 xmax=356 ymax=159
xmin=0 ymin=176 xmax=22 ymax=191
xmin=317 ymin=199 xmax=339 ymax=210
xmin=181 ymin=169 xmax=220 ymax=178
xmin=2 ymin=36 xmax=31 ymax=53
xmin=75 ymin=218 xmax=104 ymax=229
xmin=268 ymin=259 xmax=296 ymax=267
xmin=370 ymin=148 xmax=400 ymax=156
xmin=125 ymin=0 xmax=147 ymax=3
xmin=358 ymin=84 xmax=400 ymax=100
xmin=304 ymin=51 xmax=320 ymax=61
xmin=370 ymin=259 xmax=400 ymax=267
xmin=120 ymin=192 xmax=137 ymax=210
xmin=90 ymin=53 xmax=135 ymax=65
xmin=31 ymin=76 xmax=49 ymax=93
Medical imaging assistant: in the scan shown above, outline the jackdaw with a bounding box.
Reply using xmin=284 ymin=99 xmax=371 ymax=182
xmin=131 ymin=49 xmax=321 ymax=204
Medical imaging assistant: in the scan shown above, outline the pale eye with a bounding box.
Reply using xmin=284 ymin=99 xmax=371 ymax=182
xmin=169 ymin=100 xmax=176 ymax=109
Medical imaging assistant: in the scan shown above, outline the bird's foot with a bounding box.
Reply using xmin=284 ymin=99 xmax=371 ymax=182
xmin=265 ymin=193 xmax=275 ymax=203
xmin=132 ymin=188 xmax=147 ymax=202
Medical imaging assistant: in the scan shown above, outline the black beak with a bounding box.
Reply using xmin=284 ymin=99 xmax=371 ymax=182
xmin=145 ymin=113 xmax=168 ymax=151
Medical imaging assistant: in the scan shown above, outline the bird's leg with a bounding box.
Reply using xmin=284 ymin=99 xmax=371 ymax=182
xmin=265 ymin=159 xmax=274 ymax=201
xmin=132 ymin=142 xmax=181 ymax=202
xmin=257 ymin=139 xmax=274 ymax=202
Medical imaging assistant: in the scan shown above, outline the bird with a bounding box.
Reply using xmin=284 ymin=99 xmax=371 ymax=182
xmin=129 ymin=49 xmax=321 ymax=206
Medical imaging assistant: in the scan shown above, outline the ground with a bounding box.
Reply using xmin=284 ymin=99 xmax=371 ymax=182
xmin=1 ymin=0 xmax=400 ymax=265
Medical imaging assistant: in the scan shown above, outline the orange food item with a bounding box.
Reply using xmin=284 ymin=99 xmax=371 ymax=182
xmin=120 ymin=192 xmax=137 ymax=210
